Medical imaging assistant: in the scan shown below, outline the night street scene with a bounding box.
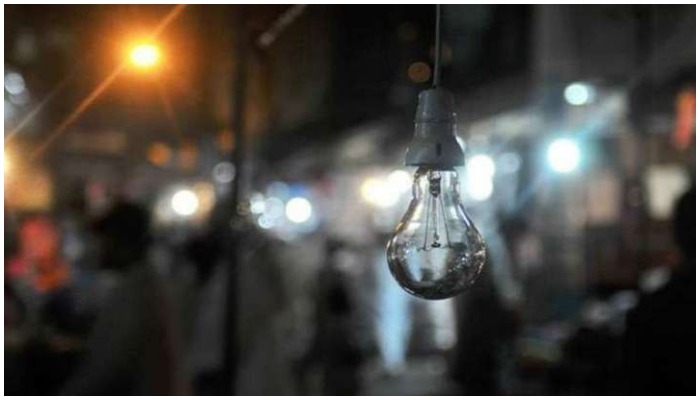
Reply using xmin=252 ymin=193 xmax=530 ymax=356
xmin=3 ymin=4 xmax=696 ymax=396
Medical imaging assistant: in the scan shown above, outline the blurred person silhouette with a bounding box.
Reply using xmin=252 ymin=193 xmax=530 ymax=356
xmin=5 ymin=209 xmax=25 ymax=339
xmin=185 ymin=199 xmax=228 ymax=286
xmin=5 ymin=216 xmax=85 ymax=395
xmin=299 ymin=239 xmax=364 ymax=395
xmin=235 ymin=221 xmax=299 ymax=395
xmin=7 ymin=217 xmax=71 ymax=300
xmin=621 ymin=186 xmax=695 ymax=395
xmin=58 ymin=180 xmax=99 ymax=318
xmin=183 ymin=201 xmax=229 ymax=394
xmin=5 ymin=209 xmax=28 ymax=395
xmin=187 ymin=199 xmax=300 ymax=395
xmin=449 ymin=265 xmax=518 ymax=395
xmin=548 ymin=299 xmax=621 ymax=395
xmin=60 ymin=200 xmax=186 ymax=395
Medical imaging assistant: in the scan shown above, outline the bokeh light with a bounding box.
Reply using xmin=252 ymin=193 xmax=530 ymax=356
xmin=147 ymin=142 xmax=172 ymax=167
xmin=361 ymin=177 xmax=400 ymax=208
xmin=212 ymin=161 xmax=236 ymax=184
xmin=388 ymin=169 xmax=413 ymax=193
xmin=263 ymin=197 xmax=285 ymax=219
xmin=466 ymin=154 xmax=496 ymax=201
xmin=4 ymin=72 xmax=26 ymax=95
xmin=407 ymin=61 xmax=432 ymax=83
xmin=249 ymin=192 xmax=266 ymax=214
xmin=285 ymin=197 xmax=313 ymax=224
xmin=547 ymin=138 xmax=581 ymax=174
xmin=171 ymin=189 xmax=199 ymax=216
xmin=564 ymin=82 xmax=595 ymax=106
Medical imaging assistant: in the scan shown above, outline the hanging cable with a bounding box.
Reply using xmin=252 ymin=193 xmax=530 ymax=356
xmin=433 ymin=4 xmax=442 ymax=87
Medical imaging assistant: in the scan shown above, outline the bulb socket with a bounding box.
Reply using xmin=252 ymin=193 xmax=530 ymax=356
xmin=405 ymin=88 xmax=465 ymax=168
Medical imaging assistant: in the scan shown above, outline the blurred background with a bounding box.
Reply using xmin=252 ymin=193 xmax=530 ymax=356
xmin=3 ymin=4 xmax=696 ymax=396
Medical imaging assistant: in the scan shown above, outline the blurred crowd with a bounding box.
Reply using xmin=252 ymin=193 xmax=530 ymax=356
xmin=4 ymin=186 xmax=695 ymax=395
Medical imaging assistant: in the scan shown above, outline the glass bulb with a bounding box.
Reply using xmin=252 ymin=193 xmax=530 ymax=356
xmin=386 ymin=167 xmax=486 ymax=299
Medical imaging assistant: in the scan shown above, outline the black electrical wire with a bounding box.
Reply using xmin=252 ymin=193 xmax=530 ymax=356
xmin=433 ymin=4 xmax=442 ymax=87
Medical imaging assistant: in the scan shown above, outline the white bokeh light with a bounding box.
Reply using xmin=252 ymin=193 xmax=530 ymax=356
xmin=361 ymin=177 xmax=400 ymax=208
xmin=285 ymin=197 xmax=313 ymax=224
xmin=257 ymin=215 xmax=275 ymax=230
xmin=465 ymin=154 xmax=495 ymax=201
xmin=388 ymin=169 xmax=413 ymax=193
xmin=547 ymin=138 xmax=581 ymax=174
xmin=4 ymin=72 xmax=26 ymax=95
xmin=212 ymin=161 xmax=235 ymax=184
xmin=564 ymin=82 xmax=595 ymax=106
xmin=467 ymin=154 xmax=496 ymax=177
xmin=264 ymin=197 xmax=285 ymax=219
xmin=466 ymin=178 xmax=493 ymax=201
xmin=171 ymin=189 xmax=199 ymax=216
xmin=249 ymin=192 xmax=266 ymax=214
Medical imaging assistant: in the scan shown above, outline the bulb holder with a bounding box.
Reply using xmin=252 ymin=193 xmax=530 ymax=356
xmin=405 ymin=87 xmax=465 ymax=168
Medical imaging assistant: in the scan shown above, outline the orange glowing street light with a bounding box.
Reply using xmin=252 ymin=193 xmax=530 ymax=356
xmin=129 ymin=43 xmax=161 ymax=69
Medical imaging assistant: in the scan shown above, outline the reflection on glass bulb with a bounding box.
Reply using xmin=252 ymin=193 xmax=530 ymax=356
xmin=386 ymin=168 xmax=486 ymax=299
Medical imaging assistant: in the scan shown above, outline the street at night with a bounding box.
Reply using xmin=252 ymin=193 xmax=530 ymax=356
xmin=3 ymin=4 xmax=696 ymax=396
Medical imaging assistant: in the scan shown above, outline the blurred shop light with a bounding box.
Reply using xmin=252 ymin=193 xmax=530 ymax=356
xmin=640 ymin=266 xmax=671 ymax=294
xmin=645 ymin=164 xmax=690 ymax=219
xmin=388 ymin=169 xmax=413 ymax=193
xmin=564 ymin=82 xmax=595 ymax=106
xmin=263 ymin=197 xmax=285 ymax=219
xmin=466 ymin=154 xmax=495 ymax=201
xmin=4 ymin=70 xmax=31 ymax=107
xmin=672 ymin=88 xmax=696 ymax=150
xmin=249 ymin=192 xmax=266 ymax=214
xmin=407 ymin=61 xmax=432 ymax=83
xmin=546 ymin=138 xmax=581 ymax=174
xmin=285 ymin=197 xmax=313 ymax=224
xmin=257 ymin=215 xmax=275 ymax=230
xmin=192 ymin=182 xmax=216 ymax=217
xmin=361 ymin=177 xmax=400 ymax=208
xmin=467 ymin=154 xmax=495 ymax=177
xmin=171 ymin=189 xmax=199 ymax=217
xmin=4 ymin=72 xmax=26 ymax=95
xmin=466 ymin=176 xmax=493 ymax=202
xmin=212 ymin=161 xmax=235 ymax=184
xmin=147 ymin=142 xmax=172 ymax=167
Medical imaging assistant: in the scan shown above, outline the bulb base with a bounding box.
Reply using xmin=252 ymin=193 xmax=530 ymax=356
xmin=405 ymin=88 xmax=464 ymax=168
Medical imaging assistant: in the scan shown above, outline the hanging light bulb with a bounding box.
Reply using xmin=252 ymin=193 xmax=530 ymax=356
xmin=387 ymin=167 xmax=486 ymax=299
xmin=386 ymin=89 xmax=487 ymax=299
xmin=386 ymin=5 xmax=486 ymax=300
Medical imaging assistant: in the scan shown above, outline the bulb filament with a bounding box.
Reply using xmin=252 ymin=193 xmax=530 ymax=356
xmin=420 ymin=171 xmax=453 ymax=251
